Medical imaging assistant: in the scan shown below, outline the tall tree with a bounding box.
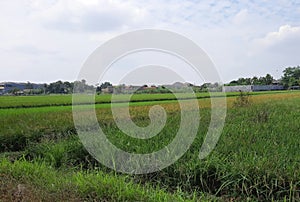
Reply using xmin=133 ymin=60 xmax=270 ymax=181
xmin=251 ymin=76 xmax=259 ymax=85
xmin=265 ymin=74 xmax=273 ymax=85
xmin=281 ymin=66 xmax=300 ymax=88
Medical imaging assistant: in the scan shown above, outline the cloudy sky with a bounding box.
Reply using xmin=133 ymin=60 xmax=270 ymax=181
xmin=1 ymin=0 xmax=300 ymax=84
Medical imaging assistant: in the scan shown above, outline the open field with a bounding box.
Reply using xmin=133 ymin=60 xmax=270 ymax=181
xmin=0 ymin=90 xmax=289 ymax=109
xmin=1 ymin=91 xmax=300 ymax=201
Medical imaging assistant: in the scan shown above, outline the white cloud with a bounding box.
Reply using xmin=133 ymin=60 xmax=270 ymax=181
xmin=233 ymin=9 xmax=249 ymax=25
xmin=244 ymin=25 xmax=300 ymax=79
xmin=29 ymin=0 xmax=147 ymax=32
xmin=257 ymin=25 xmax=300 ymax=48
xmin=1 ymin=0 xmax=300 ymax=83
xmin=250 ymin=25 xmax=300 ymax=59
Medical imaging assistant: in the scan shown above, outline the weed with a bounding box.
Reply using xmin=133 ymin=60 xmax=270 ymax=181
xmin=233 ymin=90 xmax=252 ymax=107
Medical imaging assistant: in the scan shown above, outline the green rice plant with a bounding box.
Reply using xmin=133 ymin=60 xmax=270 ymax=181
xmin=1 ymin=91 xmax=288 ymax=109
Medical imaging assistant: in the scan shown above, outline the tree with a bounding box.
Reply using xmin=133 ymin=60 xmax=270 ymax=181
xmin=281 ymin=66 xmax=300 ymax=88
xmin=53 ymin=80 xmax=64 ymax=93
xmin=96 ymin=82 xmax=113 ymax=93
xmin=258 ymin=76 xmax=266 ymax=85
xmin=251 ymin=76 xmax=259 ymax=85
xmin=25 ymin=81 xmax=33 ymax=89
xmin=100 ymin=82 xmax=113 ymax=89
xmin=236 ymin=78 xmax=251 ymax=85
xmin=74 ymin=80 xmax=94 ymax=93
xmin=228 ymin=80 xmax=238 ymax=86
xmin=46 ymin=80 xmax=67 ymax=94
xmin=10 ymin=88 xmax=20 ymax=95
xmin=228 ymin=74 xmax=275 ymax=86
xmin=265 ymin=74 xmax=273 ymax=85
xmin=63 ymin=81 xmax=73 ymax=93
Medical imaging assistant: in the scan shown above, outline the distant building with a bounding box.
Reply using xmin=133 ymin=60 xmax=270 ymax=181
xmin=222 ymin=85 xmax=284 ymax=92
xmin=290 ymin=86 xmax=300 ymax=90
xmin=125 ymin=85 xmax=140 ymax=91
xmin=0 ymin=82 xmax=44 ymax=95
xmin=164 ymin=82 xmax=191 ymax=89
xmin=101 ymin=86 xmax=113 ymax=93
xmin=0 ymin=82 xmax=25 ymax=95
xmin=272 ymin=79 xmax=281 ymax=85
xmin=252 ymin=85 xmax=284 ymax=91
xmin=140 ymin=86 xmax=157 ymax=91
xmin=121 ymin=85 xmax=140 ymax=94
xmin=222 ymin=85 xmax=252 ymax=92
xmin=0 ymin=85 xmax=4 ymax=95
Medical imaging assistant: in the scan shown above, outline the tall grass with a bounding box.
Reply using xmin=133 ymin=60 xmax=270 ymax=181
xmin=1 ymin=158 xmax=210 ymax=201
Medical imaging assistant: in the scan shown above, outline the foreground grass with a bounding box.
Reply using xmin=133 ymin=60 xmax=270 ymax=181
xmin=0 ymin=158 xmax=216 ymax=201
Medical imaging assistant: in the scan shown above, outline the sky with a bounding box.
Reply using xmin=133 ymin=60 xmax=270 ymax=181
xmin=1 ymin=0 xmax=300 ymax=85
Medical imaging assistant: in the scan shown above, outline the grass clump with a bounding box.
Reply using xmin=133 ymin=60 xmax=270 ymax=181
xmin=233 ymin=90 xmax=252 ymax=107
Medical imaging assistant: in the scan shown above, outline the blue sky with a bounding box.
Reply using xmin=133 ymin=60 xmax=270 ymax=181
xmin=1 ymin=0 xmax=300 ymax=84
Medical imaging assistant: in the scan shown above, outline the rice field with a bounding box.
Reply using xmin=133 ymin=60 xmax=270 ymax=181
xmin=0 ymin=90 xmax=289 ymax=108
xmin=0 ymin=91 xmax=300 ymax=201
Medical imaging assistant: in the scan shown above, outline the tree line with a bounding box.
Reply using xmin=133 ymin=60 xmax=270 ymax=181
xmin=227 ymin=74 xmax=274 ymax=86
xmin=226 ymin=66 xmax=300 ymax=88
xmin=7 ymin=66 xmax=300 ymax=95
xmin=44 ymin=80 xmax=95 ymax=94
xmin=33 ymin=66 xmax=300 ymax=94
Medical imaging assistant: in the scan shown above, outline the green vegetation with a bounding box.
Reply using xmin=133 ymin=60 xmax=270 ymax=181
xmin=1 ymin=159 xmax=207 ymax=201
xmin=0 ymin=90 xmax=290 ymax=109
xmin=1 ymin=91 xmax=300 ymax=201
xmin=226 ymin=66 xmax=300 ymax=88
xmin=227 ymin=73 xmax=274 ymax=86
xmin=233 ymin=91 xmax=252 ymax=107
xmin=281 ymin=66 xmax=300 ymax=88
xmin=0 ymin=92 xmax=203 ymax=108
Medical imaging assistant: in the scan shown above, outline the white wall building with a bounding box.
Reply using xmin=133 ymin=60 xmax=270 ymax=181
xmin=222 ymin=85 xmax=284 ymax=92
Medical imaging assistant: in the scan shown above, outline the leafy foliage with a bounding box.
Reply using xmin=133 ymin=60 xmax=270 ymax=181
xmin=228 ymin=74 xmax=274 ymax=86
xmin=281 ymin=66 xmax=300 ymax=88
